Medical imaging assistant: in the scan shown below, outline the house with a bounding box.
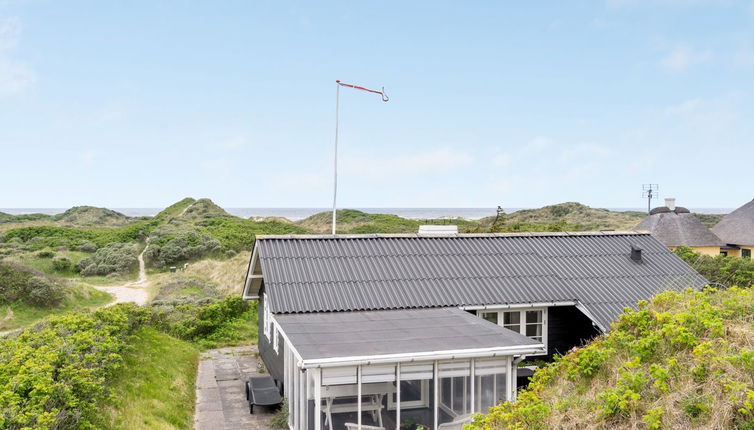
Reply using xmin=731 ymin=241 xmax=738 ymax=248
xmin=634 ymin=198 xmax=725 ymax=256
xmin=241 ymin=232 xmax=707 ymax=430
xmin=712 ymin=198 xmax=754 ymax=259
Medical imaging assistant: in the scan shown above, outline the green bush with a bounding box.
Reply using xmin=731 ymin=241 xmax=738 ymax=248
xmin=675 ymin=246 xmax=754 ymax=288
xmin=151 ymin=296 xmax=251 ymax=342
xmin=0 ymin=262 xmax=65 ymax=307
xmin=145 ymin=230 xmax=221 ymax=267
xmin=75 ymin=241 xmax=98 ymax=252
xmin=0 ymin=304 xmax=150 ymax=429
xmin=36 ymin=250 xmax=54 ymax=259
xmin=51 ymin=257 xmax=72 ymax=272
xmin=76 ymin=242 xmax=139 ymax=276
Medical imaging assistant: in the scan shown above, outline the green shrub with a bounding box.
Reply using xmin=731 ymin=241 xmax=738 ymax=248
xmin=675 ymin=246 xmax=754 ymax=288
xmin=75 ymin=241 xmax=98 ymax=252
xmin=0 ymin=262 xmax=65 ymax=307
xmin=0 ymin=304 xmax=149 ymax=429
xmin=76 ymin=242 xmax=139 ymax=276
xmin=151 ymin=296 xmax=251 ymax=342
xmin=36 ymin=250 xmax=54 ymax=258
xmin=51 ymin=257 xmax=72 ymax=272
xmin=145 ymin=230 xmax=221 ymax=267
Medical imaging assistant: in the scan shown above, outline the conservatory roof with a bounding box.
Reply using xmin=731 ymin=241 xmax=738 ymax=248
xmin=274 ymin=307 xmax=543 ymax=367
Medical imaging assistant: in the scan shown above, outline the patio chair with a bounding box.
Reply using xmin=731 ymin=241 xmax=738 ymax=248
xmin=245 ymin=376 xmax=282 ymax=414
xmin=344 ymin=424 xmax=385 ymax=430
xmin=437 ymin=414 xmax=473 ymax=430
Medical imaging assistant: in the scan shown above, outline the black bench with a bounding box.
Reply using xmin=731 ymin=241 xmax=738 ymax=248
xmin=245 ymin=376 xmax=282 ymax=414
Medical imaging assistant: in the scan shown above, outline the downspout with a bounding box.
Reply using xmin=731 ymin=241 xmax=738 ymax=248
xmin=511 ymin=355 xmax=527 ymax=402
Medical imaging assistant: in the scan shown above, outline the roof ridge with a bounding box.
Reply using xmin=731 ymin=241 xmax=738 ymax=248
xmin=256 ymin=231 xmax=648 ymax=240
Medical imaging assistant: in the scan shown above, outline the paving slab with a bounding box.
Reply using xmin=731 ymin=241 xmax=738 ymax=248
xmin=194 ymin=345 xmax=275 ymax=430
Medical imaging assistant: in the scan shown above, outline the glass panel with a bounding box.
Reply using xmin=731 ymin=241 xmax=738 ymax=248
xmin=525 ymin=323 xmax=542 ymax=338
xmin=480 ymin=311 xmax=498 ymax=324
xmin=502 ymin=311 xmax=521 ymax=333
xmin=503 ymin=311 xmax=520 ymax=326
xmin=526 ymin=310 xmax=543 ymax=324
xmin=475 ymin=358 xmax=508 ymax=412
xmin=398 ymin=365 xmax=432 ymax=430
xmin=439 ymin=360 xmax=470 ymax=427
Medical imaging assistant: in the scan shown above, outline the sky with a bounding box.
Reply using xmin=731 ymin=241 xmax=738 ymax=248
xmin=1 ymin=0 xmax=754 ymax=210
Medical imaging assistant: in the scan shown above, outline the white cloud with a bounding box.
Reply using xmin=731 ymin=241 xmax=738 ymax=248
xmin=523 ymin=136 xmax=552 ymax=152
xmin=79 ymin=151 xmax=96 ymax=166
xmin=0 ymin=17 xmax=34 ymax=96
xmin=560 ymin=143 xmax=611 ymax=162
xmin=492 ymin=152 xmax=511 ymax=168
xmin=733 ymin=49 xmax=754 ymax=67
xmin=661 ymin=46 xmax=711 ymax=71
xmin=664 ymin=98 xmax=701 ymax=115
xmin=343 ymin=147 xmax=474 ymax=178
xmin=215 ymin=136 xmax=247 ymax=150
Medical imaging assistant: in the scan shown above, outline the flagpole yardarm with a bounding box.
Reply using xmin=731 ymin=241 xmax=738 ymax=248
xmin=331 ymin=80 xmax=389 ymax=235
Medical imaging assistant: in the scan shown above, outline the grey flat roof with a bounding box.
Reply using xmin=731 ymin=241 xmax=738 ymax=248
xmin=275 ymin=307 xmax=542 ymax=364
xmin=254 ymin=232 xmax=708 ymax=331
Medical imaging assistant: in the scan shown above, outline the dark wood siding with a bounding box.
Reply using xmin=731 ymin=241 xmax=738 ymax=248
xmin=546 ymin=306 xmax=601 ymax=359
xmin=258 ymin=286 xmax=285 ymax=383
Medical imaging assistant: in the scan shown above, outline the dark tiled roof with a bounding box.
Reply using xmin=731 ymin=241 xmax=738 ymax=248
xmin=712 ymin=199 xmax=754 ymax=246
xmin=256 ymin=232 xmax=708 ymax=331
xmin=275 ymin=307 xmax=542 ymax=363
xmin=634 ymin=210 xmax=724 ymax=247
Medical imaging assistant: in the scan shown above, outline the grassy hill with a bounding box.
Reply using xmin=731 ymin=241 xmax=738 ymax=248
xmin=481 ymin=202 xmax=647 ymax=232
xmin=52 ymin=206 xmax=134 ymax=227
xmin=468 ymin=287 xmax=754 ymax=430
xmin=296 ymin=208 xmax=477 ymax=234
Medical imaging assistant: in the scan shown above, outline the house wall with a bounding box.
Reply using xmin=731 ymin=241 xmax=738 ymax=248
xmin=722 ymin=248 xmax=741 ymax=258
xmin=258 ymin=289 xmax=285 ymax=383
xmin=546 ymin=306 xmax=601 ymax=359
xmin=668 ymin=246 xmax=722 ymax=256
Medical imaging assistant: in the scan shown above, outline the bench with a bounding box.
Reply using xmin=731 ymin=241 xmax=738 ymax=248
xmin=245 ymin=376 xmax=282 ymax=414
xmin=323 ymin=394 xmax=384 ymax=430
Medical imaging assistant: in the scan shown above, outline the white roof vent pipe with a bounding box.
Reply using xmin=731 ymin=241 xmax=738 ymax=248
xmin=665 ymin=198 xmax=676 ymax=211
xmin=418 ymin=225 xmax=458 ymax=235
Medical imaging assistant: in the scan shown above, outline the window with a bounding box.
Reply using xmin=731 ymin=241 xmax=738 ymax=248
xmin=721 ymin=251 xmax=728 ymax=257
xmin=743 ymin=249 xmax=752 ymax=259
xmin=502 ymin=311 xmax=521 ymax=333
xmin=481 ymin=311 xmax=498 ymax=325
xmin=477 ymin=308 xmax=547 ymax=355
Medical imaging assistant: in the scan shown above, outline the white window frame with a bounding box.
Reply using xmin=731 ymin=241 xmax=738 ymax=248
xmin=478 ymin=308 xmax=547 ymax=356
xmin=272 ymin=322 xmax=280 ymax=353
xmin=263 ymin=293 xmax=272 ymax=341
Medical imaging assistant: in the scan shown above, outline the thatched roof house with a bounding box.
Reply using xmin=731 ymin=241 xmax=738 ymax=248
xmin=634 ymin=198 xmax=724 ymax=256
xmin=712 ymin=199 xmax=754 ymax=259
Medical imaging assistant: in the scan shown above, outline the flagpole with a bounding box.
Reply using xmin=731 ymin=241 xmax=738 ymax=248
xmin=332 ymin=82 xmax=340 ymax=235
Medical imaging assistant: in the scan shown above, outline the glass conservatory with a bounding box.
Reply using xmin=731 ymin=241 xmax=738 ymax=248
xmin=274 ymin=307 xmax=544 ymax=430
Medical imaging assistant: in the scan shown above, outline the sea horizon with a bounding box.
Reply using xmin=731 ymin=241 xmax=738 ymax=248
xmin=0 ymin=206 xmax=734 ymax=221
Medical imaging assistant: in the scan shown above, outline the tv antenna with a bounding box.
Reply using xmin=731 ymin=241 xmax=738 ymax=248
xmin=642 ymin=184 xmax=659 ymax=214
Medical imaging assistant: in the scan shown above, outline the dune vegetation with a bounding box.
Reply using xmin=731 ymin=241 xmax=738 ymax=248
xmin=468 ymin=287 xmax=754 ymax=430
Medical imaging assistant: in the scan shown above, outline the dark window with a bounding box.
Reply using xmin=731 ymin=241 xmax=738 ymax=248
xmin=720 ymin=251 xmax=728 ymax=256
xmin=743 ymin=249 xmax=752 ymax=259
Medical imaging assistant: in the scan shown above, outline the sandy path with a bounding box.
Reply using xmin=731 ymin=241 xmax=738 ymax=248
xmin=94 ymin=240 xmax=151 ymax=306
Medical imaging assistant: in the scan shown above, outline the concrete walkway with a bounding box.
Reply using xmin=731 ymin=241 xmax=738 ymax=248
xmin=195 ymin=346 xmax=275 ymax=430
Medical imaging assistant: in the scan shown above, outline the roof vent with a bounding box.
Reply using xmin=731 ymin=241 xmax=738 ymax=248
xmin=665 ymin=198 xmax=676 ymax=211
xmin=418 ymin=225 xmax=458 ymax=235
xmin=631 ymin=245 xmax=643 ymax=263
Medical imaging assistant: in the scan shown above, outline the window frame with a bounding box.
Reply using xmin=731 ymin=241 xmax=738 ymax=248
xmin=477 ymin=308 xmax=548 ymax=356
xmin=743 ymin=249 xmax=752 ymax=259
